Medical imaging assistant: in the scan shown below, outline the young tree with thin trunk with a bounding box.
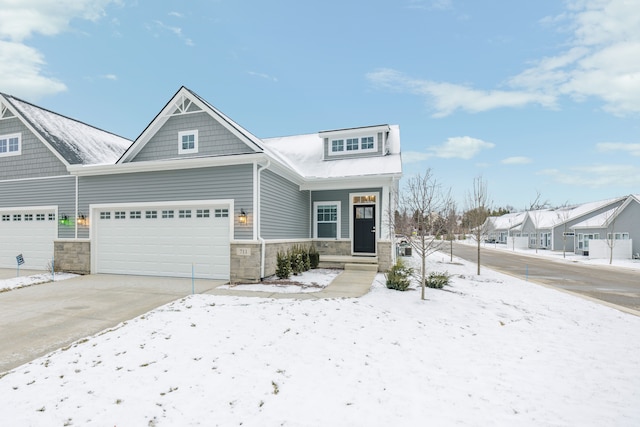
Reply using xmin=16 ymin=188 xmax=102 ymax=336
xmin=443 ymin=201 xmax=458 ymax=262
xmin=604 ymin=204 xmax=623 ymax=265
xmin=465 ymin=176 xmax=491 ymax=275
xmin=527 ymin=190 xmax=550 ymax=254
xmin=400 ymin=169 xmax=451 ymax=300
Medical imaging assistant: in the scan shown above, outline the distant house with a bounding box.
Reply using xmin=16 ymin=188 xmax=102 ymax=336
xmin=570 ymin=195 xmax=640 ymax=259
xmin=494 ymin=195 xmax=637 ymax=259
xmin=485 ymin=212 xmax=526 ymax=244
xmin=1 ymin=87 xmax=402 ymax=281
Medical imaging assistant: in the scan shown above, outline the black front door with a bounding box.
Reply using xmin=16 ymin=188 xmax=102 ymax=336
xmin=353 ymin=204 xmax=376 ymax=253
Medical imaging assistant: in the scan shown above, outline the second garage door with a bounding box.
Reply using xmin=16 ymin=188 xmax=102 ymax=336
xmin=0 ymin=207 xmax=57 ymax=270
xmin=92 ymin=202 xmax=231 ymax=279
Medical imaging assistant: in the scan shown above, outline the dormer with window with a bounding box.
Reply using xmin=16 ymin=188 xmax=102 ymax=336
xmin=320 ymin=124 xmax=390 ymax=160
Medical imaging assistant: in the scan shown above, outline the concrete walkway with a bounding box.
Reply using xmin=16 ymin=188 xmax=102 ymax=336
xmin=206 ymin=268 xmax=379 ymax=299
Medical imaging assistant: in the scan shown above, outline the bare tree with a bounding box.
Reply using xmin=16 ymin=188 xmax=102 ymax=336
xmin=603 ymin=204 xmax=623 ymax=265
xmin=527 ymin=190 xmax=550 ymax=254
xmin=465 ymin=176 xmax=491 ymax=275
xmin=443 ymin=200 xmax=458 ymax=262
xmin=555 ymin=201 xmax=574 ymax=259
xmin=400 ymin=169 xmax=451 ymax=300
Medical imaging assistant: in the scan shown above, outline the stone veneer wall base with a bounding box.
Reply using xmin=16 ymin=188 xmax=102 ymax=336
xmin=54 ymin=239 xmax=91 ymax=275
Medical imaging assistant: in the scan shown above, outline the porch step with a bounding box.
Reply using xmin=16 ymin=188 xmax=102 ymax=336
xmin=344 ymin=263 xmax=379 ymax=272
xmin=318 ymin=255 xmax=379 ymax=271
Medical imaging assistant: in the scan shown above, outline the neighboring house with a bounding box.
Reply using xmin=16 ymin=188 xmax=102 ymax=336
xmin=485 ymin=212 xmax=525 ymax=244
xmin=0 ymin=93 xmax=131 ymax=270
xmin=571 ymin=195 xmax=640 ymax=259
xmin=498 ymin=196 xmax=631 ymax=256
xmin=2 ymin=87 xmax=402 ymax=281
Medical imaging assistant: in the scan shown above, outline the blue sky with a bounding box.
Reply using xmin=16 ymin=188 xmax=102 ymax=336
xmin=1 ymin=0 xmax=639 ymax=210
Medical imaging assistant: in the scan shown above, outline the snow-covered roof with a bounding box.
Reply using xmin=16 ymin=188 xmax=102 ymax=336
xmin=262 ymin=125 xmax=402 ymax=180
xmin=3 ymin=94 xmax=132 ymax=165
xmin=571 ymin=207 xmax=618 ymax=229
xmin=487 ymin=212 xmax=526 ymax=230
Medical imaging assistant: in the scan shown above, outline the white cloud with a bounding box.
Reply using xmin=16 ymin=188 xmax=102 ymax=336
xmin=0 ymin=0 xmax=119 ymax=99
xmin=401 ymin=136 xmax=494 ymax=163
xmin=596 ymin=142 xmax=640 ymax=156
xmin=150 ymin=20 xmax=194 ymax=46
xmin=102 ymin=74 xmax=118 ymax=81
xmin=248 ymin=71 xmax=278 ymax=83
xmin=369 ymin=0 xmax=640 ymax=117
xmin=502 ymin=156 xmax=532 ymax=165
xmin=367 ymin=68 xmax=556 ymax=118
xmin=538 ymin=164 xmax=640 ymax=188
xmin=406 ymin=0 xmax=452 ymax=10
xmin=0 ymin=40 xmax=66 ymax=99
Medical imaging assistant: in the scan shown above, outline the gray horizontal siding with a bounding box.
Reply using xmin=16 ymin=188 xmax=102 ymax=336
xmin=312 ymin=187 xmax=382 ymax=238
xmin=78 ymin=164 xmax=254 ymax=240
xmin=0 ymin=176 xmax=76 ymax=238
xmin=0 ymin=117 xmax=69 ymax=180
xmin=132 ymin=112 xmax=256 ymax=162
xmin=260 ymin=170 xmax=310 ymax=239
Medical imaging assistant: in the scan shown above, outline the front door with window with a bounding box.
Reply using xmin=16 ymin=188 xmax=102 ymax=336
xmin=353 ymin=204 xmax=376 ymax=253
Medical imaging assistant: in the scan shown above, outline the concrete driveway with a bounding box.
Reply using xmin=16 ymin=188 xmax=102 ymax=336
xmin=0 ymin=272 xmax=225 ymax=373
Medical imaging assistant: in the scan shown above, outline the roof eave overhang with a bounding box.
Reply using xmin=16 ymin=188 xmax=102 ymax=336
xmin=68 ymin=153 xmax=268 ymax=176
xmin=300 ymin=173 xmax=402 ymax=191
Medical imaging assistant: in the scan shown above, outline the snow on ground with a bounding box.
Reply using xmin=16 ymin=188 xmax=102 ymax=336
xmin=218 ymin=268 xmax=341 ymax=293
xmin=0 ymin=272 xmax=78 ymax=293
xmin=1 ymin=254 xmax=639 ymax=426
xmin=459 ymin=238 xmax=640 ymax=271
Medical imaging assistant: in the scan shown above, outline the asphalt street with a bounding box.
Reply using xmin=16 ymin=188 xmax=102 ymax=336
xmin=445 ymin=242 xmax=640 ymax=315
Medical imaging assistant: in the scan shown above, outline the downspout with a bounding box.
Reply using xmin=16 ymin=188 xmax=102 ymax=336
xmin=74 ymin=175 xmax=79 ymax=239
xmin=257 ymin=160 xmax=271 ymax=279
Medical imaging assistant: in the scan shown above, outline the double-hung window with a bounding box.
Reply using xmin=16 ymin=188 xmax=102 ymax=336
xmin=0 ymin=133 xmax=21 ymax=157
xmin=314 ymin=202 xmax=340 ymax=238
xmin=331 ymin=139 xmax=344 ymax=153
xmin=178 ymin=130 xmax=198 ymax=154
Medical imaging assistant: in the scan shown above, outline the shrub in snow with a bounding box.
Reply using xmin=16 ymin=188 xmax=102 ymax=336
xmin=426 ymin=271 xmax=450 ymax=289
xmin=288 ymin=245 xmax=309 ymax=275
xmin=276 ymin=251 xmax=291 ymax=279
xmin=308 ymin=245 xmax=320 ymax=269
xmin=385 ymin=259 xmax=413 ymax=291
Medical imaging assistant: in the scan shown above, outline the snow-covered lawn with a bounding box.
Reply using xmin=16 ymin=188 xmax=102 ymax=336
xmin=0 ymin=272 xmax=78 ymax=293
xmin=218 ymin=268 xmax=341 ymax=293
xmin=0 ymin=254 xmax=639 ymax=426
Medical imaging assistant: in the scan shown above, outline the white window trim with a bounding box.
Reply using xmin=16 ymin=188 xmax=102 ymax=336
xmin=178 ymin=130 xmax=198 ymax=154
xmin=313 ymin=201 xmax=341 ymax=239
xmin=0 ymin=132 xmax=21 ymax=157
xmin=328 ymin=135 xmax=377 ymax=156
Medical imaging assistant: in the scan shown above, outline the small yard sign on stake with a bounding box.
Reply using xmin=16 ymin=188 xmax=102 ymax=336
xmin=16 ymin=254 xmax=25 ymax=277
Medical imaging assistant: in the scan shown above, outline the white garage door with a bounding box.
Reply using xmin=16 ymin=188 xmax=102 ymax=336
xmin=0 ymin=207 xmax=57 ymax=270
xmin=93 ymin=202 xmax=230 ymax=279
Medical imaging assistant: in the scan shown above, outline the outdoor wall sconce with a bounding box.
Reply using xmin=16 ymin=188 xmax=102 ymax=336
xmin=59 ymin=214 xmax=71 ymax=226
xmin=239 ymin=209 xmax=247 ymax=224
xmin=77 ymin=213 xmax=89 ymax=227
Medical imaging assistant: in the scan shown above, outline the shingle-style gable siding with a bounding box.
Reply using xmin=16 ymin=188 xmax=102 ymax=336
xmin=130 ymin=112 xmax=256 ymax=162
xmin=260 ymin=170 xmax=310 ymax=239
xmin=0 ymin=117 xmax=68 ymax=180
